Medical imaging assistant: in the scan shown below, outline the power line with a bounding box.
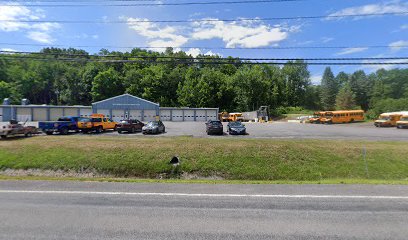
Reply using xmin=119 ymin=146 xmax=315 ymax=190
xmin=1 ymin=52 xmax=408 ymax=62
xmin=1 ymin=55 xmax=407 ymax=65
xmin=1 ymin=11 xmax=407 ymax=24
xmin=0 ymin=42 xmax=407 ymax=50
xmin=0 ymin=0 xmax=309 ymax=7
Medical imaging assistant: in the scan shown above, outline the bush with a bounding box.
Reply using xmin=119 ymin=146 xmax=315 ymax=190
xmin=367 ymin=98 xmax=408 ymax=119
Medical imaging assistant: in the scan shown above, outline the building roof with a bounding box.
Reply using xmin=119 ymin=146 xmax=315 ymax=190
xmin=92 ymin=94 xmax=159 ymax=106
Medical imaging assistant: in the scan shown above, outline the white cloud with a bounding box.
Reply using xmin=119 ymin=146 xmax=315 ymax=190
xmin=327 ymin=1 xmax=408 ymax=20
xmin=389 ymin=40 xmax=408 ymax=52
xmin=0 ymin=48 xmax=17 ymax=53
xmin=364 ymin=59 xmax=408 ymax=71
xmin=191 ymin=19 xmax=288 ymax=48
xmin=321 ymin=37 xmax=334 ymax=43
xmin=335 ymin=47 xmax=368 ymax=56
xmin=310 ymin=75 xmax=322 ymax=85
xmin=27 ymin=31 xmax=54 ymax=44
xmin=127 ymin=18 xmax=188 ymax=48
xmin=125 ymin=17 xmax=295 ymax=49
xmin=185 ymin=48 xmax=202 ymax=57
xmin=401 ymin=24 xmax=408 ymax=30
xmin=185 ymin=48 xmax=222 ymax=57
xmin=0 ymin=4 xmax=60 ymax=43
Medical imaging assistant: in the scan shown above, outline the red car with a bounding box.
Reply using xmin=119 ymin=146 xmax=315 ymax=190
xmin=116 ymin=119 xmax=145 ymax=134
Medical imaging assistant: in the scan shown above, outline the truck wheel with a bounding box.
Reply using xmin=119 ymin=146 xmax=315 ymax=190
xmin=96 ymin=127 xmax=103 ymax=134
xmin=82 ymin=130 xmax=88 ymax=134
xmin=118 ymin=130 xmax=122 ymax=134
xmin=25 ymin=132 xmax=32 ymax=137
xmin=60 ymin=127 xmax=68 ymax=135
xmin=1 ymin=135 xmax=6 ymax=139
xmin=45 ymin=132 xmax=53 ymax=135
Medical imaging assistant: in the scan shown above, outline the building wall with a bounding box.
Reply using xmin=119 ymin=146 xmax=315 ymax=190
xmin=0 ymin=106 xmax=92 ymax=122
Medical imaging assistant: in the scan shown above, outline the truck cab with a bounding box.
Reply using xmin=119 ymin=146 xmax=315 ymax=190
xmin=374 ymin=113 xmax=403 ymax=127
xmin=309 ymin=112 xmax=326 ymax=124
xmin=396 ymin=115 xmax=408 ymax=129
xmin=39 ymin=116 xmax=82 ymax=135
xmin=78 ymin=114 xmax=117 ymax=133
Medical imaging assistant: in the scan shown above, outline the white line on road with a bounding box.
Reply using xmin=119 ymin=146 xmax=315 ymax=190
xmin=0 ymin=190 xmax=408 ymax=200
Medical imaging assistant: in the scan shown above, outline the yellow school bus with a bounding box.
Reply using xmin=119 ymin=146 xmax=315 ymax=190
xmin=309 ymin=111 xmax=326 ymax=124
xmin=374 ymin=112 xmax=408 ymax=127
xmin=321 ymin=110 xmax=364 ymax=124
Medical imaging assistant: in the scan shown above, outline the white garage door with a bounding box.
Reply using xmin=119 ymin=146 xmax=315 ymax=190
xmin=80 ymin=108 xmax=93 ymax=118
xmin=129 ymin=110 xmax=142 ymax=121
xmin=97 ymin=109 xmax=111 ymax=118
xmin=50 ymin=108 xmax=63 ymax=121
xmin=160 ymin=110 xmax=171 ymax=121
xmin=144 ymin=110 xmax=157 ymax=122
xmin=184 ymin=110 xmax=195 ymax=122
xmin=172 ymin=110 xmax=183 ymax=122
xmin=112 ymin=110 xmax=125 ymax=122
xmin=17 ymin=108 xmax=32 ymax=122
xmin=33 ymin=108 xmax=47 ymax=121
xmin=207 ymin=110 xmax=218 ymax=121
xmin=195 ymin=110 xmax=207 ymax=122
xmin=64 ymin=108 xmax=78 ymax=117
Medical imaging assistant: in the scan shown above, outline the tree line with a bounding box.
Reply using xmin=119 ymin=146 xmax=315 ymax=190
xmin=319 ymin=67 xmax=408 ymax=118
xmin=0 ymin=47 xmax=407 ymax=117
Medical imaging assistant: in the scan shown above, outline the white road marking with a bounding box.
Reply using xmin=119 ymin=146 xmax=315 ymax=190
xmin=0 ymin=190 xmax=408 ymax=200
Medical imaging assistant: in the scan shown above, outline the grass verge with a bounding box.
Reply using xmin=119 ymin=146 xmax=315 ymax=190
xmin=1 ymin=136 xmax=408 ymax=183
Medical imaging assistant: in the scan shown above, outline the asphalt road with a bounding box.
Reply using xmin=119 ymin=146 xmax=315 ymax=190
xmin=2 ymin=121 xmax=408 ymax=141
xmin=1 ymin=181 xmax=408 ymax=239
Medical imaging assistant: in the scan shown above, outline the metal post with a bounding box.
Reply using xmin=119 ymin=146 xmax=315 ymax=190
xmin=363 ymin=146 xmax=369 ymax=178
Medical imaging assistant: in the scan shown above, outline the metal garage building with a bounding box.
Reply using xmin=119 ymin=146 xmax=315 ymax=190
xmin=92 ymin=94 xmax=160 ymax=122
xmin=0 ymin=94 xmax=218 ymax=122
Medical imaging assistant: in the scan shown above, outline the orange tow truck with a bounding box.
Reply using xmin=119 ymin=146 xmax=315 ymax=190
xmin=78 ymin=114 xmax=117 ymax=133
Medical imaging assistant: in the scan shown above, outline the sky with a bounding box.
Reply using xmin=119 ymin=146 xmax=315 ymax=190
xmin=0 ymin=0 xmax=407 ymax=84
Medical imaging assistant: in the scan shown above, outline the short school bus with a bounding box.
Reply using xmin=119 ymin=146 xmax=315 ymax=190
xmin=309 ymin=112 xmax=326 ymax=124
xmin=320 ymin=110 xmax=364 ymax=124
xmin=375 ymin=111 xmax=408 ymax=127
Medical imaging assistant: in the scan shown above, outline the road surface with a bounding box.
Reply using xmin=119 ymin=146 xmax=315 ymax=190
xmin=1 ymin=181 xmax=408 ymax=239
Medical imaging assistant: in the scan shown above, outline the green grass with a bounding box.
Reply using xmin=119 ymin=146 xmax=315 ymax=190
xmin=1 ymin=136 xmax=408 ymax=182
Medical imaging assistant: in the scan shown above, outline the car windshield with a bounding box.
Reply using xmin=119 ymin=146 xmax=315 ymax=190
xmin=79 ymin=118 xmax=90 ymax=122
xmin=147 ymin=122 xmax=158 ymax=127
xmin=380 ymin=116 xmax=390 ymax=120
xmin=211 ymin=121 xmax=222 ymax=125
xmin=57 ymin=117 xmax=71 ymax=121
xmin=230 ymin=122 xmax=243 ymax=127
xmin=91 ymin=118 xmax=102 ymax=122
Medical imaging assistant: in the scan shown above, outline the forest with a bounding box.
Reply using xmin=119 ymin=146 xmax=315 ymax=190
xmin=0 ymin=47 xmax=407 ymax=117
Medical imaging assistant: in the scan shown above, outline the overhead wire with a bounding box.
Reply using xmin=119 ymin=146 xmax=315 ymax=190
xmin=0 ymin=12 xmax=407 ymax=24
xmin=0 ymin=42 xmax=407 ymax=50
xmin=1 ymin=52 xmax=408 ymax=66
xmin=0 ymin=0 xmax=312 ymax=7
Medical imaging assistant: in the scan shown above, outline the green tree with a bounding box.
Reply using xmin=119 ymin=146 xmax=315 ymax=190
xmin=349 ymin=70 xmax=369 ymax=110
xmin=0 ymin=81 xmax=12 ymax=100
xmin=335 ymin=83 xmax=357 ymax=110
xmin=335 ymin=71 xmax=349 ymax=86
xmin=320 ymin=67 xmax=339 ymax=110
xmin=91 ymin=68 xmax=124 ymax=102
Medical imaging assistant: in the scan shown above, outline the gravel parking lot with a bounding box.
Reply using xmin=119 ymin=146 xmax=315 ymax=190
xmin=1 ymin=121 xmax=407 ymax=141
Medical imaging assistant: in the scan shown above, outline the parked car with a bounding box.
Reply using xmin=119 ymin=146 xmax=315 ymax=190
xmin=39 ymin=116 xmax=83 ymax=135
xmin=205 ymin=120 xmax=224 ymax=135
xmin=0 ymin=120 xmax=38 ymax=139
xmin=117 ymin=119 xmax=144 ymax=133
xmin=78 ymin=114 xmax=117 ymax=134
xmin=227 ymin=121 xmax=247 ymax=135
xmin=142 ymin=121 xmax=165 ymax=134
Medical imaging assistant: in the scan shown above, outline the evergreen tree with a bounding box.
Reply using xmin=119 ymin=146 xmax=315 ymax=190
xmin=335 ymin=83 xmax=357 ymax=110
xmin=320 ymin=67 xmax=339 ymax=110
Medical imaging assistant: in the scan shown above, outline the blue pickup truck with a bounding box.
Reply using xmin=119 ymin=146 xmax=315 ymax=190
xmin=39 ymin=116 xmax=83 ymax=135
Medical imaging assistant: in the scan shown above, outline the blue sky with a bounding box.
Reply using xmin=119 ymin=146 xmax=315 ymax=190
xmin=0 ymin=0 xmax=407 ymax=83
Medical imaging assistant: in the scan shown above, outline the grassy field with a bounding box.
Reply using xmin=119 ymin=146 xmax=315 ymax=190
xmin=1 ymin=136 xmax=408 ymax=182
